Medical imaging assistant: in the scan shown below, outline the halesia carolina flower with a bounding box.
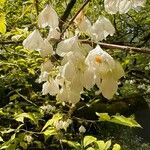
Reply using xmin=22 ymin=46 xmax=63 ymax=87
xmin=47 ymin=28 xmax=60 ymax=41
xmin=104 ymin=0 xmax=145 ymax=14
xmin=61 ymin=51 xmax=95 ymax=91
xmin=23 ymin=29 xmax=44 ymax=51
xmin=42 ymin=79 xmax=59 ymax=96
xmin=85 ymin=45 xmax=124 ymax=99
xmin=41 ymin=59 xmax=53 ymax=73
xmin=39 ymin=39 xmax=53 ymax=57
xmin=90 ymin=16 xmax=115 ymax=41
xmin=38 ymin=4 xmax=59 ymax=28
xmin=74 ymin=11 xmax=91 ymax=33
xmin=38 ymin=71 xmax=49 ymax=83
xmin=23 ymin=30 xmax=54 ymax=56
xmin=56 ymin=83 xmax=81 ymax=104
xmin=56 ymin=36 xmax=80 ymax=57
xmin=131 ymin=0 xmax=145 ymax=8
xmin=75 ymin=14 xmax=115 ymax=41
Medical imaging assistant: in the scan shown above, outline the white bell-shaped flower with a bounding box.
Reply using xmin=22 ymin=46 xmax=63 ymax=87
xmin=38 ymin=4 xmax=59 ymax=28
xmin=131 ymin=0 xmax=145 ymax=8
xmin=90 ymin=16 xmax=115 ymax=41
xmin=75 ymin=12 xmax=115 ymax=42
xmin=39 ymin=39 xmax=53 ymax=57
xmin=56 ymin=84 xmax=81 ymax=104
xmin=104 ymin=0 xmax=144 ymax=14
xmin=101 ymin=61 xmax=124 ymax=99
xmin=23 ymin=29 xmax=44 ymax=51
xmin=85 ymin=45 xmax=115 ymax=75
xmin=38 ymin=71 xmax=49 ymax=83
xmin=41 ymin=59 xmax=53 ymax=73
xmin=104 ymin=0 xmax=131 ymax=14
xmin=47 ymin=28 xmax=60 ymax=41
xmin=85 ymin=45 xmax=124 ymax=99
xmin=42 ymin=79 xmax=59 ymax=96
xmin=74 ymin=11 xmax=91 ymax=33
xmin=61 ymin=51 xmax=95 ymax=91
xmin=56 ymin=36 xmax=80 ymax=57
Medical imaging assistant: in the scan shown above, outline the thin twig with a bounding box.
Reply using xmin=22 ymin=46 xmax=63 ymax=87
xmin=59 ymin=0 xmax=77 ymax=31
xmin=1 ymin=39 xmax=150 ymax=54
xmin=81 ymin=40 xmax=150 ymax=54
xmin=60 ymin=0 xmax=91 ymax=38
xmin=15 ymin=90 xmax=38 ymax=107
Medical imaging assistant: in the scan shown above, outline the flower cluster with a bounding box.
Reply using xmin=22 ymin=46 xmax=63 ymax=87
xmin=104 ymin=0 xmax=145 ymax=14
xmin=23 ymin=4 xmax=126 ymax=104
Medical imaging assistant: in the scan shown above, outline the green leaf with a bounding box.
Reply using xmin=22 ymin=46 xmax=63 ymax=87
xmin=0 ymin=0 xmax=5 ymax=8
xmin=20 ymin=142 xmax=28 ymax=150
xmin=10 ymin=94 xmax=20 ymax=101
xmin=112 ymin=144 xmax=121 ymax=150
xmin=86 ymin=147 xmax=95 ymax=150
xmin=42 ymin=113 xmax=62 ymax=131
xmin=0 ymin=136 xmax=3 ymax=142
xmin=111 ymin=115 xmax=141 ymax=128
xmin=96 ymin=113 xmax=141 ymax=128
xmin=0 ymin=13 xmax=6 ymax=34
xmin=14 ymin=113 xmax=38 ymax=124
xmin=105 ymin=140 xmax=111 ymax=150
xmin=61 ymin=139 xmax=81 ymax=150
xmin=42 ymin=127 xmax=57 ymax=141
xmin=95 ymin=140 xmax=111 ymax=150
xmin=83 ymin=136 xmax=97 ymax=148
xmin=96 ymin=113 xmax=110 ymax=121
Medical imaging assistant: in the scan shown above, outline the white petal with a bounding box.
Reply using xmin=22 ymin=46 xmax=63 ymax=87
xmin=42 ymin=79 xmax=59 ymax=96
xmin=23 ymin=29 xmax=44 ymax=51
xmin=56 ymin=36 xmax=79 ymax=56
xmin=38 ymin=71 xmax=49 ymax=83
xmin=47 ymin=28 xmax=60 ymax=40
xmin=74 ymin=12 xmax=91 ymax=33
xmin=90 ymin=16 xmax=115 ymax=41
xmin=101 ymin=77 xmax=118 ymax=99
xmin=41 ymin=59 xmax=53 ymax=72
xmin=82 ymin=67 xmax=95 ymax=90
xmin=61 ymin=62 xmax=76 ymax=81
xmin=131 ymin=0 xmax=145 ymax=8
xmin=39 ymin=39 xmax=53 ymax=57
xmin=119 ymin=0 xmax=131 ymax=14
xmin=85 ymin=45 xmax=114 ymax=72
xmin=68 ymin=90 xmax=81 ymax=104
xmin=38 ymin=5 xmax=59 ymax=28
xmin=104 ymin=0 xmax=119 ymax=14
xmin=112 ymin=61 xmax=125 ymax=80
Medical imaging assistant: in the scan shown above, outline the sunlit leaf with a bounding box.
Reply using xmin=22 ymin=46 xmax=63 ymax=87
xmin=83 ymin=136 xmax=97 ymax=148
xmin=0 ymin=0 xmax=5 ymax=8
xmin=96 ymin=113 xmax=141 ymax=128
xmin=14 ymin=113 xmax=38 ymax=124
xmin=61 ymin=139 xmax=81 ymax=150
xmin=42 ymin=113 xmax=62 ymax=131
xmin=0 ymin=13 xmax=6 ymax=34
xmin=0 ymin=136 xmax=3 ymax=142
xmin=43 ymin=127 xmax=57 ymax=141
xmin=112 ymin=143 xmax=121 ymax=150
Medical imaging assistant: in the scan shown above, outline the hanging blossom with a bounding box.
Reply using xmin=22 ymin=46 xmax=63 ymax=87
xmin=38 ymin=4 xmax=59 ymax=28
xmin=104 ymin=0 xmax=145 ymax=14
xmin=56 ymin=36 xmax=81 ymax=57
xmin=85 ymin=45 xmax=124 ymax=99
xmin=23 ymin=4 xmax=125 ymax=104
xmin=75 ymin=13 xmax=115 ymax=41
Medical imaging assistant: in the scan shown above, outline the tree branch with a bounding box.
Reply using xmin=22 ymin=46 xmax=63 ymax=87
xmin=59 ymin=0 xmax=77 ymax=31
xmin=0 ymin=40 xmax=150 ymax=54
xmin=60 ymin=0 xmax=91 ymax=38
xmin=81 ymin=40 xmax=150 ymax=54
